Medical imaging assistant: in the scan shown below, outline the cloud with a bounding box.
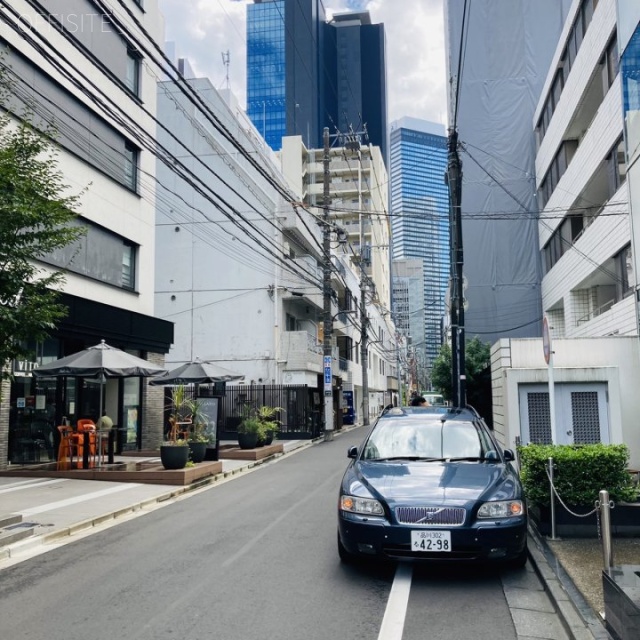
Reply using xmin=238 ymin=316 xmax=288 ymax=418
xmin=157 ymin=0 xmax=447 ymax=126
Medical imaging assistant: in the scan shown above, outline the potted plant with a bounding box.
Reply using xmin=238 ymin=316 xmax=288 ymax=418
xmin=186 ymin=399 xmax=210 ymax=463
xmin=160 ymin=385 xmax=190 ymax=470
xmin=237 ymin=416 xmax=265 ymax=450
xmin=256 ymin=405 xmax=283 ymax=446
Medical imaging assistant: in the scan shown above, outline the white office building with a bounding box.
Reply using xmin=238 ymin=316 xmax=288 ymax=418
xmin=489 ymin=0 xmax=640 ymax=468
xmin=0 ymin=1 xmax=173 ymax=468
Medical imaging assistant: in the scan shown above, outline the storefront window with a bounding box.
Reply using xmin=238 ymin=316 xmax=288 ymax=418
xmin=8 ymin=338 xmax=60 ymax=464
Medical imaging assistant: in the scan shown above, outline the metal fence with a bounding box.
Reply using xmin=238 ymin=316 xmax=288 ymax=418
xmin=217 ymin=384 xmax=322 ymax=440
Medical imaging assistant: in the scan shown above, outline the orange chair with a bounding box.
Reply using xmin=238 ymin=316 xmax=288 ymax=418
xmin=57 ymin=425 xmax=80 ymax=470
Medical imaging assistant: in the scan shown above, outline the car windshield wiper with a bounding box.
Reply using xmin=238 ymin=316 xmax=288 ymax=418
xmin=370 ymin=456 xmax=445 ymax=462
xmin=444 ymin=456 xmax=486 ymax=462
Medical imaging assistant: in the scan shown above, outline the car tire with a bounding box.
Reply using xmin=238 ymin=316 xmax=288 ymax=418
xmin=337 ymin=532 xmax=356 ymax=564
xmin=508 ymin=544 xmax=528 ymax=569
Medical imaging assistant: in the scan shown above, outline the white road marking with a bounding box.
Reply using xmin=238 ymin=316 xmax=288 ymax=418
xmin=20 ymin=483 xmax=143 ymax=516
xmin=377 ymin=562 xmax=413 ymax=640
xmin=0 ymin=478 xmax=68 ymax=494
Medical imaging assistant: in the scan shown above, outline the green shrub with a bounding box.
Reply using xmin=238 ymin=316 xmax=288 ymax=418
xmin=517 ymin=443 xmax=638 ymax=507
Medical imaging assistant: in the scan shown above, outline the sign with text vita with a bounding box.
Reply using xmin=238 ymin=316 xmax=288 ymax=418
xmin=324 ymin=355 xmax=332 ymax=388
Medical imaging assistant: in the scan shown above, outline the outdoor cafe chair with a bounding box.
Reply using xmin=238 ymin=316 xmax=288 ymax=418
xmin=57 ymin=425 xmax=80 ymax=470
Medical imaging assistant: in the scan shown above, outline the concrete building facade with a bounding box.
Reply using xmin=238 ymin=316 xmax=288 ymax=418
xmin=1 ymin=1 xmax=173 ymax=469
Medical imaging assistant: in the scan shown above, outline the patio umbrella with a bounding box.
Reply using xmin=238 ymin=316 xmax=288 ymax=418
xmin=149 ymin=359 xmax=245 ymax=386
xmin=33 ymin=339 xmax=167 ymax=417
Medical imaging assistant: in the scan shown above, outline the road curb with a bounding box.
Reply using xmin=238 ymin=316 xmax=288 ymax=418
xmin=527 ymin=525 xmax=611 ymax=640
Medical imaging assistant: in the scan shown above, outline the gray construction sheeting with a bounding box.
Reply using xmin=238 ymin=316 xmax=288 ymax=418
xmin=444 ymin=0 xmax=572 ymax=343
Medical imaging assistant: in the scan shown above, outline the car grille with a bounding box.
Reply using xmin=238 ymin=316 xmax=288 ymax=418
xmin=395 ymin=506 xmax=466 ymax=526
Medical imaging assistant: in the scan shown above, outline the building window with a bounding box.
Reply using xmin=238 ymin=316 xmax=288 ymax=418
xmin=122 ymin=243 xmax=136 ymax=290
xmin=536 ymin=0 xmax=599 ymax=147
xmin=607 ymin=136 xmax=627 ymax=196
xmin=124 ymin=141 xmax=138 ymax=191
xmin=285 ymin=314 xmax=299 ymax=331
xmin=601 ymin=34 xmax=619 ymax=93
xmin=615 ymin=244 xmax=634 ymax=301
xmin=126 ymin=49 xmax=141 ymax=96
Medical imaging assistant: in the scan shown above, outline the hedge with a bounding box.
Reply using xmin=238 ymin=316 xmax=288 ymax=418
xmin=517 ymin=443 xmax=639 ymax=507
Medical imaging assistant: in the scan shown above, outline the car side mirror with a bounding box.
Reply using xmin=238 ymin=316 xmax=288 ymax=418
xmin=347 ymin=446 xmax=358 ymax=459
xmin=503 ymin=449 xmax=515 ymax=462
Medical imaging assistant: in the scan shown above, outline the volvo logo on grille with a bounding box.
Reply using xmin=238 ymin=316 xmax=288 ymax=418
xmin=417 ymin=508 xmax=443 ymax=524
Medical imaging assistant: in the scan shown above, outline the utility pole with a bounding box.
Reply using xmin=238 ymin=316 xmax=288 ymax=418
xmin=322 ymin=127 xmax=335 ymax=441
xmin=447 ymin=128 xmax=465 ymax=407
xmin=360 ymin=273 xmax=369 ymax=425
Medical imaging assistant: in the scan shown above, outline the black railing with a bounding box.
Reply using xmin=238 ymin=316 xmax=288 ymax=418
xmin=219 ymin=384 xmax=321 ymax=440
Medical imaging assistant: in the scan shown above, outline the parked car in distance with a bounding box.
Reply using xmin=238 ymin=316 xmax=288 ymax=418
xmin=338 ymin=406 xmax=527 ymax=566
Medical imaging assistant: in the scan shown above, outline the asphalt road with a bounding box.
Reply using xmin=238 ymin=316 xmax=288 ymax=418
xmin=0 ymin=428 xmax=553 ymax=640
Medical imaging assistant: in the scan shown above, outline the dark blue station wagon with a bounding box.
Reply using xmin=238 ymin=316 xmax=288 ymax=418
xmin=338 ymin=407 xmax=528 ymax=566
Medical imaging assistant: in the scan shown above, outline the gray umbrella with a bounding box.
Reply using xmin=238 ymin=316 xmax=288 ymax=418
xmin=149 ymin=359 xmax=245 ymax=386
xmin=33 ymin=340 xmax=167 ymax=415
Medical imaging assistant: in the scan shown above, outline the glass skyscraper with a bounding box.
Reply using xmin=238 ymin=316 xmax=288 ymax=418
xmin=246 ymin=1 xmax=387 ymax=156
xmin=390 ymin=117 xmax=449 ymax=380
xmin=246 ymin=1 xmax=287 ymax=150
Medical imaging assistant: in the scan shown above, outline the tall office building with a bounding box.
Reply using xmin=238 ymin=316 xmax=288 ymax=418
xmin=323 ymin=11 xmax=387 ymax=159
xmin=390 ymin=118 xmax=448 ymax=380
xmin=444 ymin=0 xmax=572 ymax=342
xmin=246 ymin=1 xmax=387 ymax=156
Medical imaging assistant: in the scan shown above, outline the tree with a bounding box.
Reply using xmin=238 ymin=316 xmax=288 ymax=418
xmin=0 ymin=115 xmax=85 ymax=378
xmin=431 ymin=337 xmax=493 ymax=423
xmin=431 ymin=342 xmax=453 ymax=401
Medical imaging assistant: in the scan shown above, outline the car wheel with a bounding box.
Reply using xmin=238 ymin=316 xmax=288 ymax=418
xmin=508 ymin=544 xmax=528 ymax=569
xmin=337 ymin=532 xmax=356 ymax=564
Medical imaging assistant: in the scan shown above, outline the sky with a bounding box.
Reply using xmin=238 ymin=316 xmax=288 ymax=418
xmin=156 ymin=0 xmax=448 ymax=128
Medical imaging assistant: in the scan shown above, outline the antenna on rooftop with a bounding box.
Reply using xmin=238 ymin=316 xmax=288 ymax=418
xmin=221 ymin=50 xmax=230 ymax=90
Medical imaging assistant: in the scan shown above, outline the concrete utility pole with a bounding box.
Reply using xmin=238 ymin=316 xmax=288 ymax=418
xmin=447 ymin=128 xmax=466 ymax=407
xmin=360 ymin=273 xmax=370 ymax=425
xmin=322 ymin=127 xmax=335 ymax=441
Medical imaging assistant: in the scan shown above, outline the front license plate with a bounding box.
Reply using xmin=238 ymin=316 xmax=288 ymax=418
xmin=411 ymin=530 xmax=451 ymax=552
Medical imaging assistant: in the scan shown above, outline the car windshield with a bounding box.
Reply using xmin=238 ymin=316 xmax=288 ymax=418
xmin=361 ymin=419 xmax=493 ymax=461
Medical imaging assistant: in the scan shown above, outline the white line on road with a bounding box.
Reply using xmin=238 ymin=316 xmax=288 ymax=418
xmin=0 ymin=478 xmax=68 ymax=495
xmin=20 ymin=483 xmax=143 ymax=516
xmin=377 ymin=562 xmax=413 ymax=640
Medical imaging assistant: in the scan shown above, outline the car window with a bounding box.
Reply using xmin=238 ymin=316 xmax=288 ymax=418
xmin=362 ymin=419 xmax=486 ymax=460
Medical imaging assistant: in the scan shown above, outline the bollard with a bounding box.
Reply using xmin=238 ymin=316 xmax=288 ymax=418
xmin=599 ymin=489 xmax=614 ymax=571
xmin=549 ymin=457 xmax=558 ymax=540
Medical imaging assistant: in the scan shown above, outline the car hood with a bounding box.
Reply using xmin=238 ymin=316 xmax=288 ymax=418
xmin=346 ymin=460 xmax=520 ymax=505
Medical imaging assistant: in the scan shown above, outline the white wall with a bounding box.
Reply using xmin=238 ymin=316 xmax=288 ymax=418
xmin=492 ymin=336 xmax=640 ymax=468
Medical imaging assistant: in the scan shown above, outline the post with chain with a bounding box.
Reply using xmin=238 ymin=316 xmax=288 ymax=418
xmin=599 ymin=489 xmax=614 ymax=571
xmin=549 ymin=457 xmax=559 ymax=540
xmin=322 ymin=127 xmax=335 ymax=442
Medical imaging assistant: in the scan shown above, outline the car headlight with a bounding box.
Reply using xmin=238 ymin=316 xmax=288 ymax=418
xmin=340 ymin=495 xmax=385 ymax=516
xmin=477 ymin=500 xmax=524 ymax=518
